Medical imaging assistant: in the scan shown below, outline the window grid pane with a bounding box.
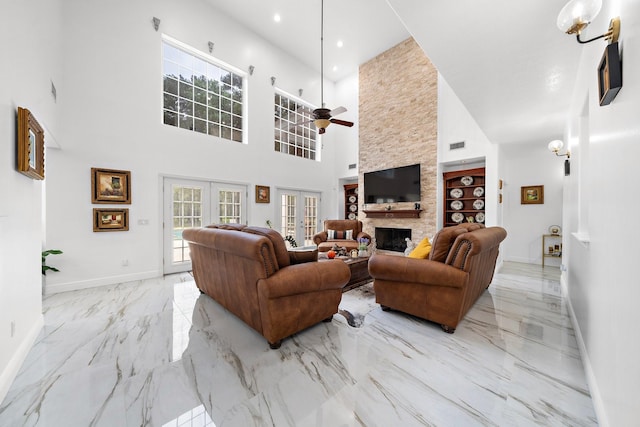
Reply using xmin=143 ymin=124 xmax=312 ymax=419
xmin=280 ymin=194 xmax=297 ymax=244
xmin=172 ymin=186 xmax=203 ymax=264
xmin=163 ymin=41 xmax=243 ymax=143
xmin=304 ymin=196 xmax=318 ymax=247
xmin=274 ymin=93 xmax=318 ymax=160
xmin=219 ymin=190 xmax=242 ymax=224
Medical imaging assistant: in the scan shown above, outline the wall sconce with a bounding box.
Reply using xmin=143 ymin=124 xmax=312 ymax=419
xmin=548 ymin=140 xmax=571 ymax=176
xmin=557 ymin=0 xmax=620 ymax=44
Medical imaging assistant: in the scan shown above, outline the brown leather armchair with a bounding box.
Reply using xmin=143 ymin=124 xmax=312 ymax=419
xmin=183 ymin=224 xmax=350 ymax=349
xmin=313 ymin=219 xmax=372 ymax=252
xmin=368 ymin=223 xmax=507 ymax=333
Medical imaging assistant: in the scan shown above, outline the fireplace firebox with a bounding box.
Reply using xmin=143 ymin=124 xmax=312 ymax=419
xmin=375 ymin=227 xmax=411 ymax=252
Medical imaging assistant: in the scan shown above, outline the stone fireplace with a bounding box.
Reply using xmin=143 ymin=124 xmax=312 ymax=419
xmin=375 ymin=227 xmax=411 ymax=253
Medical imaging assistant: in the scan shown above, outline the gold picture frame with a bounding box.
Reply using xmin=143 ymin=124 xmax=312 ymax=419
xmin=93 ymin=208 xmax=129 ymax=232
xmin=255 ymin=185 xmax=270 ymax=203
xmin=521 ymin=185 xmax=544 ymax=205
xmin=91 ymin=168 xmax=131 ymax=204
xmin=17 ymin=107 xmax=45 ymax=180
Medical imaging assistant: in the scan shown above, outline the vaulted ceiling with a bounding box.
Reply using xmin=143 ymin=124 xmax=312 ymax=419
xmin=208 ymin=0 xmax=584 ymax=146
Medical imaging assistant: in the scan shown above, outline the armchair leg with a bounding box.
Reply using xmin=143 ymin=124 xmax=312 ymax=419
xmin=269 ymin=340 xmax=282 ymax=350
xmin=381 ymin=305 xmax=391 ymax=311
xmin=441 ymin=324 xmax=455 ymax=334
xmin=322 ymin=315 xmax=333 ymax=322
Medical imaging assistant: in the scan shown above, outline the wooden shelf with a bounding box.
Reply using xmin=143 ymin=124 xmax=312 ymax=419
xmin=443 ymin=167 xmax=486 ymax=227
xmin=363 ymin=209 xmax=422 ymax=219
xmin=344 ymin=184 xmax=358 ymax=220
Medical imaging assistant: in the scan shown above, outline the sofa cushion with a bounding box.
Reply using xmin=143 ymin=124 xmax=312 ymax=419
xmin=242 ymin=226 xmax=291 ymax=268
xmin=408 ymin=237 xmax=432 ymax=259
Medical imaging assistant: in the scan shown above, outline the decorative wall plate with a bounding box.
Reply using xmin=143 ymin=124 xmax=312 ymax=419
xmin=450 ymin=188 xmax=463 ymax=198
xmin=461 ymin=176 xmax=474 ymax=186
xmin=348 ymin=212 xmax=357 ymax=220
xmin=348 ymin=195 xmax=357 ymax=203
xmin=473 ymin=199 xmax=484 ymax=210
xmin=450 ymin=200 xmax=463 ymax=210
xmin=473 ymin=187 xmax=484 ymax=197
xmin=475 ymin=212 xmax=485 ymax=223
xmin=451 ymin=212 xmax=464 ymax=223
xmin=349 ymin=204 xmax=357 ymax=212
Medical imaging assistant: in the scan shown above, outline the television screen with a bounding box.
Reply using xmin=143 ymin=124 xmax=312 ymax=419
xmin=364 ymin=164 xmax=421 ymax=204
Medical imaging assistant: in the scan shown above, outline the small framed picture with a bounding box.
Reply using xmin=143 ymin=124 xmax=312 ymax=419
xmin=255 ymin=185 xmax=270 ymax=203
xmin=93 ymin=208 xmax=129 ymax=232
xmin=91 ymin=168 xmax=131 ymax=204
xmin=521 ymin=185 xmax=544 ymax=205
xmin=17 ymin=107 xmax=45 ymax=180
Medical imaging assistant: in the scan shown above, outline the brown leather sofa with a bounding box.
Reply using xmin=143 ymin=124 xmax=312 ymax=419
xmin=313 ymin=219 xmax=372 ymax=252
xmin=368 ymin=223 xmax=507 ymax=333
xmin=183 ymin=224 xmax=350 ymax=349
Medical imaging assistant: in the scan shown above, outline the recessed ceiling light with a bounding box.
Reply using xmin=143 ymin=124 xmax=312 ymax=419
xmin=337 ymin=40 xmax=343 ymax=48
xmin=332 ymin=65 xmax=338 ymax=72
xmin=273 ymin=14 xmax=281 ymax=23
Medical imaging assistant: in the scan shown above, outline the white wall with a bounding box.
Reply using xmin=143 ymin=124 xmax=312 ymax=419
xmin=562 ymin=1 xmax=640 ymax=425
xmin=0 ymin=0 xmax=63 ymax=404
xmin=501 ymin=143 xmax=564 ymax=266
xmin=437 ymin=75 xmax=500 ymax=229
xmin=43 ymin=0 xmax=348 ymax=292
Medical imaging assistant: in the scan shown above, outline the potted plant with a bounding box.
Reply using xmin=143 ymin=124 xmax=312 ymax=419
xmin=42 ymin=249 xmax=63 ymax=275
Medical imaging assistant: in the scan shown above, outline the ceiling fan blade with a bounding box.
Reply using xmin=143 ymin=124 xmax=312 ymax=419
xmin=330 ymin=118 xmax=354 ymax=127
xmin=295 ymin=118 xmax=314 ymax=125
xmin=329 ymin=106 xmax=347 ymax=116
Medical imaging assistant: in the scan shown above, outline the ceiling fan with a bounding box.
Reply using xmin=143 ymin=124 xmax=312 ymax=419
xmin=300 ymin=0 xmax=354 ymax=135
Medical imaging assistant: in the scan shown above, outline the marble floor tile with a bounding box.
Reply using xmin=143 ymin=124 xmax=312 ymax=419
xmin=0 ymin=262 xmax=598 ymax=426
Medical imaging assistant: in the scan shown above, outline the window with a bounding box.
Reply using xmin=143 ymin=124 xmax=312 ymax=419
xmin=218 ymin=189 xmax=242 ymax=224
xmin=162 ymin=40 xmax=244 ymax=143
xmin=274 ymin=92 xmax=318 ymax=160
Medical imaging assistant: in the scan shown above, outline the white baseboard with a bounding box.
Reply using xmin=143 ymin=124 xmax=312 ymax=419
xmin=44 ymin=270 xmax=160 ymax=295
xmin=560 ymin=275 xmax=608 ymax=427
xmin=0 ymin=314 xmax=44 ymax=404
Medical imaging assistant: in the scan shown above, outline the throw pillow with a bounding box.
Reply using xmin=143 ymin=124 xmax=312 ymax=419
xmin=327 ymin=229 xmax=336 ymax=239
xmin=408 ymin=237 xmax=432 ymax=259
xmin=345 ymin=229 xmax=354 ymax=240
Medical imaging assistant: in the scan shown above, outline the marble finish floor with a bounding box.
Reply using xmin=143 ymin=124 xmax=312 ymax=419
xmin=0 ymin=262 xmax=597 ymax=426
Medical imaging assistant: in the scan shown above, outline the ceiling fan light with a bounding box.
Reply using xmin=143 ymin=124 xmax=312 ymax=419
xmin=557 ymin=0 xmax=602 ymax=34
xmin=314 ymin=119 xmax=331 ymax=130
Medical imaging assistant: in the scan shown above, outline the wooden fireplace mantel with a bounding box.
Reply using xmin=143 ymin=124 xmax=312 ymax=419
xmin=363 ymin=209 xmax=422 ymax=219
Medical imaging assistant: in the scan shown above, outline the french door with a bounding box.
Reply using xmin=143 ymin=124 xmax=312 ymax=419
xmin=277 ymin=189 xmax=320 ymax=248
xmin=163 ymin=178 xmax=247 ymax=274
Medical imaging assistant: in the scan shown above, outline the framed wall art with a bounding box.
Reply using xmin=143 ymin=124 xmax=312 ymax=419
xmin=93 ymin=208 xmax=129 ymax=232
xmin=17 ymin=107 xmax=45 ymax=180
xmin=521 ymin=185 xmax=544 ymax=205
xmin=91 ymin=168 xmax=131 ymax=204
xmin=255 ymin=185 xmax=270 ymax=203
xmin=598 ymin=42 xmax=622 ymax=106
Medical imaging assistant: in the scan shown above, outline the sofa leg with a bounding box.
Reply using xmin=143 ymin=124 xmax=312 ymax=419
xmin=441 ymin=324 xmax=455 ymax=334
xmin=269 ymin=340 xmax=282 ymax=350
xmin=322 ymin=315 xmax=333 ymax=322
xmin=381 ymin=305 xmax=391 ymax=311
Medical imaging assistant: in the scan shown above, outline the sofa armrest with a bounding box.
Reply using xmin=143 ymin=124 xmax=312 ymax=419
xmin=258 ymin=261 xmax=349 ymax=299
xmin=289 ymin=249 xmax=318 ymax=264
xmin=368 ymin=253 xmax=468 ymax=289
xmin=313 ymin=231 xmax=328 ymax=245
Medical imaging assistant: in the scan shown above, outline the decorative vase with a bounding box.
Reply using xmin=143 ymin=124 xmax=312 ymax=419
xmin=358 ymin=249 xmax=367 ymax=257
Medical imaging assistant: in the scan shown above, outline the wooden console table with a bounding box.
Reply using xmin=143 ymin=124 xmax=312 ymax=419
xmin=363 ymin=209 xmax=422 ymax=219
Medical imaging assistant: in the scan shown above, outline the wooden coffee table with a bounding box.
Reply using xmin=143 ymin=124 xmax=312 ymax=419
xmin=319 ymin=254 xmax=371 ymax=292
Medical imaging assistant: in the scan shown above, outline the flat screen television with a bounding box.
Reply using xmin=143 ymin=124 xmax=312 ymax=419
xmin=364 ymin=164 xmax=421 ymax=204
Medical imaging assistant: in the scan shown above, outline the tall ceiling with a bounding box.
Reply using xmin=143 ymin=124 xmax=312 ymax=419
xmin=208 ymin=0 xmax=585 ymax=146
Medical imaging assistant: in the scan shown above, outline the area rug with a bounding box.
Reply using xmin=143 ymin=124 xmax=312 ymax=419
xmin=338 ymin=282 xmax=378 ymax=327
